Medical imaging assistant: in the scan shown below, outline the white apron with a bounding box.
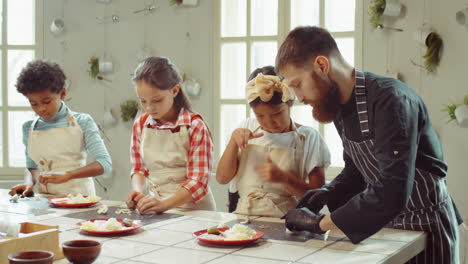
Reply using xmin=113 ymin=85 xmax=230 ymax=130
xmin=234 ymin=123 xmax=304 ymax=217
xmin=28 ymin=108 xmax=95 ymax=196
xmin=141 ymin=115 xmax=215 ymax=210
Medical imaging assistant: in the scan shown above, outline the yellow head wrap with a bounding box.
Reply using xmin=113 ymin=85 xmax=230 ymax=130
xmin=246 ymin=73 xmax=295 ymax=103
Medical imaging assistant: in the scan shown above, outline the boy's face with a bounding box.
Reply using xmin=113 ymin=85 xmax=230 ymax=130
xmin=26 ymin=89 xmax=66 ymax=121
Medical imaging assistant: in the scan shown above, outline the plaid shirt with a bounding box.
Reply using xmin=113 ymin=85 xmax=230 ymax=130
xmin=130 ymin=109 xmax=213 ymax=203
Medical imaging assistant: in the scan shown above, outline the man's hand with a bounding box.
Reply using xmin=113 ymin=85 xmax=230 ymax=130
xmin=296 ymin=186 xmax=335 ymax=213
xmin=285 ymin=207 xmax=325 ymax=234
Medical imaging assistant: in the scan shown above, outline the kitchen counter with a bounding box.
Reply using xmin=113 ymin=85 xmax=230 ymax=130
xmin=1 ymin=190 xmax=426 ymax=263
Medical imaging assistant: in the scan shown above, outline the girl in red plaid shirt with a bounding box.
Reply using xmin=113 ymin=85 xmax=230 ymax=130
xmin=127 ymin=57 xmax=216 ymax=213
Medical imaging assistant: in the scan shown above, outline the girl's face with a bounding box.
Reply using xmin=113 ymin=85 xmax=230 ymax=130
xmin=26 ymin=89 xmax=66 ymax=121
xmin=136 ymin=80 xmax=179 ymax=121
xmin=252 ymin=102 xmax=292 ymax=133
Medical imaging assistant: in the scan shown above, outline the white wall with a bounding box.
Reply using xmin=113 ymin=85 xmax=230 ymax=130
xmin=362 ymin=0 xmax=468 ymax=261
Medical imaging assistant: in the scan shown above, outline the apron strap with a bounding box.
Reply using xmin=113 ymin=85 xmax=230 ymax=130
xmin=30 ymin=117 xmax=40 ymax=132
xmin=140 ymin=113 xmax=151 ymax=130
xmin=354 ymin=69 xmax=370 ymax=138
xmin=291 ymin=121 xmax=305 ymax=179
xmin=66 ymin=107 xmax=79 ymax=126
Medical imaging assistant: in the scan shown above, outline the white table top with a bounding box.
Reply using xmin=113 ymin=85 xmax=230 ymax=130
xmin=1 ymin=192 xmax=426 ymax=264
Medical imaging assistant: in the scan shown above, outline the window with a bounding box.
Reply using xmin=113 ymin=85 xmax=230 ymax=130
xmin=214 ymin=0 xmax=363 ymax=178
xmin=1 ymin=0 xmax=43 ymax=178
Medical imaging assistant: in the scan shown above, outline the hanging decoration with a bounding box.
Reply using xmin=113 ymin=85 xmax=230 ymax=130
xmin=443 ymin=95 xmax=468 ymax=127
xmin=88 ymin=56 xmax=112 ymax=82
xmin=170 ymin=0 xmax=199 ymax=7
xmin=101 ymin=108 xmax=118 ymax=129
xmin=50 ymin=18 xmax=65 ymax=36
xmin=376 ymin=24 xmax=403 ymax=32
xmin=369 ymin=0 xmax=403 ymax=31
xmin=133 ymin=4 xmax=159 ymax=14
xmin=96 ymin=14 xmax=120 ymax=23
xmin=181 ymin=73 xmax=201 ymax=97
xmin=422 ymin=32 xmax=443 ymax=73
xmin=412 ymin=25 xmax=443 ymax=73
xmin=456 ymin=6 xmax=468 ymax=31
xmin=120 ymin=100 xmax=140 ymax=122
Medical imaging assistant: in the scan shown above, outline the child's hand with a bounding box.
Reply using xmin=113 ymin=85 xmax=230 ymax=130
xmin=136 ymin=195 xmax=168 ymax=214
xmin=231 ymin=128 xmax=264 ymax=150
xmin=39 ymin=172 xmax=72 ymax=185
xmin=126 ymin=191 xmax=144 ymax=209
xmin=256 ymin=154 xmax=288 ymax=184
xmin=9 ymin=184 xmax=34 ymax=197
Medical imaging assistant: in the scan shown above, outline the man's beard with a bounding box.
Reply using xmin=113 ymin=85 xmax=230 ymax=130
xmin=310 ymin=73 xmax=342 ymax=123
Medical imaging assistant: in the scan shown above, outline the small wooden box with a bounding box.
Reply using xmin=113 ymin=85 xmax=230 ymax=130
xmin=0 ymin=222 xmax=64 ymax=261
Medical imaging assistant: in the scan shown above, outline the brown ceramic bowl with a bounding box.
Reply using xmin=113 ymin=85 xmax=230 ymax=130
xmin=62 ymin=240 xmax=101 ymax=264
xmin=8 ymin=250 xmax=54 ymax=264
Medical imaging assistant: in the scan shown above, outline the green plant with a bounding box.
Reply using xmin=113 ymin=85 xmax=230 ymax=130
xmin=369 ymin=0 xmax=386 ymax=29
xmin=88 ymin=56 xmax=112 ymax=82
xmin=169 ymin=0 xmax=182 ymax=6
xmin=443 ymin=104 xmax=460 ymax=122
xmin=120 ymin=100 xmax=139 ymax=122
xmin=443 ymin=95 xmax=468 ymax=122
xmin=88 ymin=56 xmax=100 ymax=79
xmin=423 ymin=32 xmax=443 ymax=73
xmin=88 ymin=56 xmax=111 ymax=82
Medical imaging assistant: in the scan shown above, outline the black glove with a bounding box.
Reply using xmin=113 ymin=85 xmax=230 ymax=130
xmin=285 ymin=208 xmax=325 ymax=234
xmin=296 ymin=186 xmax=335 ymax=213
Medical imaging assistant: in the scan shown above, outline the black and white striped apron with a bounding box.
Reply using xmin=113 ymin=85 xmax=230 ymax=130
xmin=341 ymin=70 xmax=460 ymax=264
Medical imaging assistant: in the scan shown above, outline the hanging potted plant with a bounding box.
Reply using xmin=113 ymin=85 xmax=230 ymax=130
xmin=412 ymin=25 xmax=443 ymax=73
xmin=369 ymin=0 xmax=403 ymax=29
xmin=382 ymin=0 xmax=402 ymax=17
xmin=443 ymin=95 xmax=468 ymax=127
xmin=422 ymin=32 xmax=443 ymax=73
xmin=120 ymin=100 xmax=140 ymax=122
xmin=455 ymin=95 xmax=468 ymax=127
xmin=88 ymin=56 xmax=112 ymax=82
xmin=169 ymin=0 xmax=198 ymax=7
xmin=181 ymin=73 xmax=201 ymax=97
xmin=369 ymin=0 xmax=386 ymax=29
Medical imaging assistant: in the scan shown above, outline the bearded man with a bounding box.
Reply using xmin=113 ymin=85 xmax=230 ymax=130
xmin=277 ymin=26 xmax=462 ymax=264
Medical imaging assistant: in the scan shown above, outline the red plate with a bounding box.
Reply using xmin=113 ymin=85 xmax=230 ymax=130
xmin=77 ymin=218 xmax=143 ymax=235
xmin=48 ymin=196 xmax=99 ymax=208
xmin=193 ymin=227 xmax=264 ymax=246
